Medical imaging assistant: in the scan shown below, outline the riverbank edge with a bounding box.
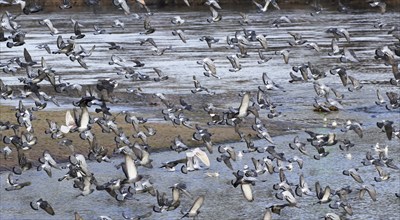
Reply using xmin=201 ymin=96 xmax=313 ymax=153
xmin=1 ymin=0 xmax=399 ymax=8
xmin=0 ymin=104 xmax=306 ymax=171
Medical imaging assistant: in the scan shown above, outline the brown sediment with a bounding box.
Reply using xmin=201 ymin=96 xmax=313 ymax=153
xmin=0 ymin=104 xmax=298 ymax=171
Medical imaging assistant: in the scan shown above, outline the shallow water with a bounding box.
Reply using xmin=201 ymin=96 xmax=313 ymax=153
xmin=0 ymin=132 xmax=399 ymax=220
xmin=1 ymin=2 xmax=400 ymax=220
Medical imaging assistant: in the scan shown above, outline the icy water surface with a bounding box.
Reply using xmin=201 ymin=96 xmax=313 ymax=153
xmin=0 ymin=2 xmax=400 ymax=220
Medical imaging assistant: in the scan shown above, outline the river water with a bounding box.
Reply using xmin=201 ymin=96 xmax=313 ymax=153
xmin=0 ymin=2 xmax=399 ymax=220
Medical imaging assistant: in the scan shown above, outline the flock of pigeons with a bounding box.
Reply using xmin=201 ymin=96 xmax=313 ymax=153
xmin=0 ymin=0 xmax=399 ymax=219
